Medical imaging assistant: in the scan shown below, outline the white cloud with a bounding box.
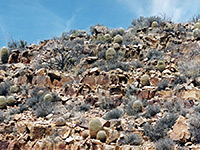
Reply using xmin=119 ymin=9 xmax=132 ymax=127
xmin=118 ymin=0 xmax=200 ymax=22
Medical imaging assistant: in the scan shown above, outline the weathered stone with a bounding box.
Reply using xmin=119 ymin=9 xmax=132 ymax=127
xmin=169 ymin=116 xmax=190 ymax=143
xmin=81 ymin=75 xmax=96 ymax=89
xmin=32 ymin=75 xmax=52 ymax=88
xmin=28 ymin=124 xmax=52 ymax=140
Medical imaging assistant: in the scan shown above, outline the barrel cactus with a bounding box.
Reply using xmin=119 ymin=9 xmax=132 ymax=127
xmin=6 ymin=96 xmax=15 ymax=106
xmin=96 ymin=130 xmax=107 ymax=142
xmin=140 ymin=74 xmax=150 ymax=86
xmin=193 ymin=28 xmax=200 ymax=39
xmin=156 ymin=60 xmax=166 ymax=72
xmin=0 ymin=96 xmax=7 ymax=109
xmin=106 ymin=48 xmax=116 ymax=60
xmin=151 ymin=21 xmax=159 ymax=28
xmin=10 ymin=85 xmax=19 ymax=93
xmin=43 ymin=93 xmax=53 ymax=102
xmin=132 ymin=100 xmax=143 ymax=112
xmin=89 ymin=118 xmax=103 ymax=138
xmin=114 ymin=34 xmax=123 ymax=44
xmin=0 ymin=47 xmax=9 ymax=63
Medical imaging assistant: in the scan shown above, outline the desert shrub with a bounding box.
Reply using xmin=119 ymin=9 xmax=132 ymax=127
xmin=99 ymin=97 xmax=116 ymax=110
xmin=33 ymin=101 xmax=54 ymax=117
xmin=157 ymin=78 xmax=169 ymax=91
xmin=78 ymin=102 xmax=91 ymax=112
xmin=119 ymin=133 xmax=142 ymax=145
xmin=164 ymin=99 xmax=183 ymax=114
xmin=146 ymin=49 xmax=163 ymax=61
xmin=102 ymin=108 xmax=123 ymax=120
xmin=42 ymin=38 xmax=85 ymax=71
xmin=144 ymin=113 xmax=178 ymax=141
xmin=124 ymin=98 xmax=143 ymax=116
xmin=6 ymin=108 xmax=20 ymax=116
xmin=171 ymin=75 xmax=186 ymax=88
xmin=0 ymin=80 xmax=11 ymax=96
xmin=122 ymin=31 xmax=140 ymax=45
xmin=126 ymin=84 xmax=139 ymax=98
xmin=92 ymin=59 xmax=130 ymax=72
xmin=18 ymin=104 xmax=29 ymax=113
xmin=145 ymin=104 xmax=160 ymax=118
xmin=26 ymin=87 xmax=59 ymax=111
xmin=7 ymin=39 xmax=27 ymax=50
xmin=0 ymin=111 xmax=4 ymax=123
xmin=155 ymin=138 xmax=175 ymax=150
xmin=130 ymin=15 xmax=171 ymax=30
xmin=143 ymin=123 xmax=165 ymax=141
xmin=191 ymin=14 xmax=200 ymax=23
xmin=178 ymin=60 xmax=200 ymax=79
xmin=100 ymin=60 xmax=130 ymax=72
xmin=189 ymin=108 xmax=200 ymax=143
xmin=131 ymin=60 xmax=144 ymax=69
xmin=61 ymin=29 xmax=78 ymax=39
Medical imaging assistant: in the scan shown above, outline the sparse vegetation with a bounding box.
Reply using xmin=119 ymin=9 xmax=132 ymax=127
xmin=157 ymin=78 xmax=169 ymax=91
xmin=145 ymin=104 xmax=160 ymax=118
xmin=155 ymin=138 xmax=175 ymax=150
xmin=119 ymin=133 xmax=142 ymax=145
xmin=102 ymin=108 xmax=123 ymax=120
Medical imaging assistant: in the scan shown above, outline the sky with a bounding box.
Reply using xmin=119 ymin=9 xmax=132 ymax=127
xmin=0 ymin=0 xmax=200 ymax=48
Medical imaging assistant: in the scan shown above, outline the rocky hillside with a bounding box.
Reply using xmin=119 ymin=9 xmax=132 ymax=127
xmin=1 ymin=16 xmax=200 ymax=149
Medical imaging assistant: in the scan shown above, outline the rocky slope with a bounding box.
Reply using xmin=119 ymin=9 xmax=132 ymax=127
xmin=1 ymin=16 xmax=200 ymax=149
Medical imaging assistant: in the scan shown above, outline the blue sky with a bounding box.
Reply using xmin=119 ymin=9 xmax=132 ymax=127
xmin=0 ymin=0 xmax=200 ymax=48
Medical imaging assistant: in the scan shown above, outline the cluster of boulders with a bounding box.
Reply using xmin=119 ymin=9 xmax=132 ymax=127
xmin=1 ymin=17 xmax=200 ymax=149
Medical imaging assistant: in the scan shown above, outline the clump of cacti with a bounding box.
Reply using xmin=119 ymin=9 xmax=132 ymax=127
xmin=193 ymin=28 xmax=200 ymax=39
xmin=96 ymin=130 xmax=107 ymax=142
xmin=132 ymin=100 xmax=143 ymax=112
xmin=140 ymin=74 xmax=150 ymax=86
xmin=89 ymin=118 xmax=103 ymax=138
xmin=43 ymin=93 xmax=53 ymax=102
xmin=0 ymin=96 xmax=7 ymax=109
xmin=151 ymin=21 xmax=159 ymax=28
xmin=0 ymin=47 xmax=9 ymax=63
xmin=114 ymin=34 xmax=123 ymax=44
xmin=156 ymin=60 xmax=166 ymax=72
xmin=6 ymin=96 xmax=15 ymax=106
xmin=106 ymin=48 xmax=116 ymax=60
